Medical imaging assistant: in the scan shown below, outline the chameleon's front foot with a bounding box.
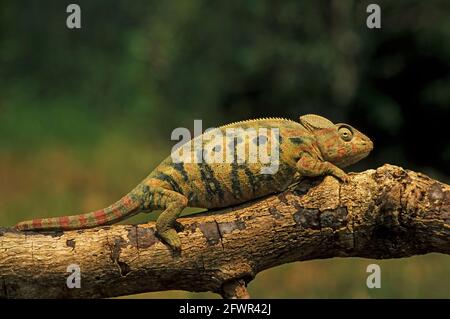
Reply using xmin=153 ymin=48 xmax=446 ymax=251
xmin=321 ymin=161 xmax=350 ymax=183
xmin=330 ymin=168 xmax=350 ymax=183
xmin=157 ymin=227 xmax=182 ymax=252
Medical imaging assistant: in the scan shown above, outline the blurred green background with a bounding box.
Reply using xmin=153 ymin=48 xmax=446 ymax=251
xmin=0 ymin=0 xmax=449 ymax=298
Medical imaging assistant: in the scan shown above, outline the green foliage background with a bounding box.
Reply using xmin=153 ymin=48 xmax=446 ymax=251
xmin=0 ymin=0 xmax=449 ymax=297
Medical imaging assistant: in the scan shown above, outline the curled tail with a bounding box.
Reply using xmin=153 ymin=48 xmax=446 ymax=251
xmin=16 ymin=193 xmax=143 ymax=231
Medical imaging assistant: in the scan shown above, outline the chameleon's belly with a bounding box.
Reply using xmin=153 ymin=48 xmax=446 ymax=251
xmin=150 ymin=160 xmax=297 ymax=209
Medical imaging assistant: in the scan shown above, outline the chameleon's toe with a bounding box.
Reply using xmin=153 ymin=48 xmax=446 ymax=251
xmin=158 ymin=228 xmax=182 ymax=252
xmin=330 ymin=168 xmax=350 ymax=183
xmin=336 ymin=173 xmax=350 ymax=183
xmin=341 ymin=173 xmax=350 ymax=183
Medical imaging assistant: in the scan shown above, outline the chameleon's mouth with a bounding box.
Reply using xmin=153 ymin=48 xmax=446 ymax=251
xmin=334 ymin=138 xmax=373 ymax=168
xmin=349 ymin=139 xmax=374 ymax=166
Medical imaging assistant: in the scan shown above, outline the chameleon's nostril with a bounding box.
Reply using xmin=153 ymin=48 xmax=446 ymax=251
xmin=360 ymin=139 xmax=373 ymax=150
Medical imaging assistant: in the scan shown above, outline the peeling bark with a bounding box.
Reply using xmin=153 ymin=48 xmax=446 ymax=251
xmin=0 ymin=164 xmax=448 ymax=298
xmin=221 ymin=279 xmax=250 ymax=299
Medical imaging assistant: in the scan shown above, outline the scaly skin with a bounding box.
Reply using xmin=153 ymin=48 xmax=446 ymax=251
xmin=16 ymin=114 xmax=373 ymax=251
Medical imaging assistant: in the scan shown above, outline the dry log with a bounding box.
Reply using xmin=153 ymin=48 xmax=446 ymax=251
xmin=0 ymin=164 xmax=448 ymax=298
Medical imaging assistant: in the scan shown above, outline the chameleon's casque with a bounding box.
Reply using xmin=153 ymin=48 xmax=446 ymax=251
xmin=16 ymin=114 xmax=373 ymax=251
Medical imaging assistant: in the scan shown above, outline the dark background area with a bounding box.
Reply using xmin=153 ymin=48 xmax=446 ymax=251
xmin=0 ymin=0 xmax=449 ymax=297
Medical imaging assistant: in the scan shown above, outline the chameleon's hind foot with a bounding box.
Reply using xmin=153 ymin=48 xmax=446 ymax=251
xmin=157 ymin=228 xmax=182 ymax=252
xmin=149 ymin=186 xmax=188 ymax=251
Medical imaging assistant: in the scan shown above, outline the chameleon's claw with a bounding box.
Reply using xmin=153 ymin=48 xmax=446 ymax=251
xmin=328 ymin=167 xmax=350 ymax=184
xmin=340 ymin=174 xmax=350 ymax=183
xmin=158 ymin=228 xmax=182 ymax=252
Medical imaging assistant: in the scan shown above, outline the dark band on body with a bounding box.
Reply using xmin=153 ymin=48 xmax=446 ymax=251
xmin=153 ymin=171 xmax=183 ymax=194
xmin=199 ymin=162 xmax=225 ymax=202
xmin=230 ymin=137 xmax=243 ymax=198
xmin=289 ymin=137 xmax=303 ymax=145
xmin=170 ymin=162 xmax=189 ymax=182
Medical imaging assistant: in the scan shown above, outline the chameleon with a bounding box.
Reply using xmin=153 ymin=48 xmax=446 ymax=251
xmin=16 ymin=114 xmax=373 ymax=251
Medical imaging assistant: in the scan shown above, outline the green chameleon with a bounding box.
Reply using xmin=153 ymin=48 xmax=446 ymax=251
xmin=16 ymin=114 xmax=373 ymax=251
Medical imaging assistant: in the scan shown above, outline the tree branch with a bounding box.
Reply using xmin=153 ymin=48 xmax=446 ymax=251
xmin=0 ymin=164 xmax=448 ymax=298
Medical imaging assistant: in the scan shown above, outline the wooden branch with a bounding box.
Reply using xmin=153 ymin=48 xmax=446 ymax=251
xmin=0 ymin=164 xmax=448 ymax=298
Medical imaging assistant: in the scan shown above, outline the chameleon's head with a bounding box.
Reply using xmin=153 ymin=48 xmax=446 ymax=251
xmin=299 ymin=114 xmax=373 ymax=168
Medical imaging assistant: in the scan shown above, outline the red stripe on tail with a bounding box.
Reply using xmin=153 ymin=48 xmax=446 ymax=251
xmin=78 ymin=214 xmax=88 ymax=227
xmin=59 ymin=216 xmax=70 ymax=228
xmin=32 ymin=219 xmax=43 ymax=228
xmin=94 ymin=210 xmax=107 ymax=224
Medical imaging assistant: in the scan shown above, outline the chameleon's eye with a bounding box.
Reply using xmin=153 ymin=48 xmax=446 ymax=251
xmin=338 ymin=126 xmax=353 ymax=142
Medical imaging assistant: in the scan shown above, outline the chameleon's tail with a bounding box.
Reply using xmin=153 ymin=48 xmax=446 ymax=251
xmin=15 ymin=193 xmax=142 ymax=231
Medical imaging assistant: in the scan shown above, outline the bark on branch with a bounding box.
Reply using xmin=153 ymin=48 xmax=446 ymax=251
xmin=0 ymin=164 xmax=448 ymax=298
